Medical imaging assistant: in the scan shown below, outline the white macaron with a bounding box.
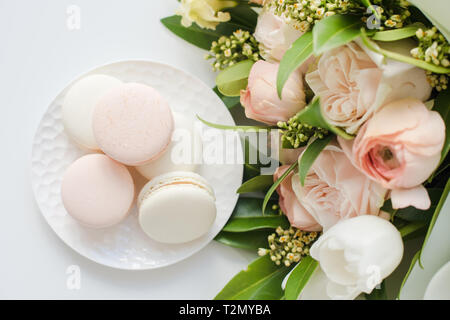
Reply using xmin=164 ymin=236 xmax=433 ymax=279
xmin=62 ymin=74 xmax=123 ymax=150
xmin=138 ymin=171 xmax=216 ymax=244
xmin=136 ymin=112 xmax=202 ymax=180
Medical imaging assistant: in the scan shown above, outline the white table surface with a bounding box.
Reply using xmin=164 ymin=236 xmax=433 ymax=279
xmin=0 ymin=0 xmax=255 ymax=299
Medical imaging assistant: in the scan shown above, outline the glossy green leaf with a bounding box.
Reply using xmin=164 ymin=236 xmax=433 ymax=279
xmin=237 ymin=175 xmax=274 ymax=194
xmin=161 ymin=15 xmax=242 ymax=50
xmin=197 ymin=115 xmax=271 ymax=131
xmin=215 ymin=229 xmax=272 ymax=250
xmin=361 ymin=28 xmax=450 ymax=74
xmin=277 ymin=31 xmax=313 ymax=98
xmin=223 ymin=197 xmax=289 ymax=232
xmin=420 ymin=179 xmax=450 ymax=264
xmin=262 ymin=162 xmax=298 ymax=215
xmin=225 ymin=5 xmax=258 ymax=31
xmin=223 ymin=216 xmax=289 ymax=232
xmin=372 ymin=23 xmax=424 ymax=41
xmin=215 ymin=255 xmax=292 ymax=300
xmin=216 ymin=60 xmax=254 ymax=96
xmin=298 ymin=135 xmax=333 ymax=186
xmin=399 ymin=221 xmax=427 ymax=239
xmin=294 ymin=98 xmax=354 ymax=140
xmin=213 ymin=86 xmax=241 ymax=109
xmin=285 ymin=256 xmax=318 ymax=300
xmin=313 ymin=14 xmax=363 ymax=55
xmin=433 ymin=89 xmax=450 ymax=162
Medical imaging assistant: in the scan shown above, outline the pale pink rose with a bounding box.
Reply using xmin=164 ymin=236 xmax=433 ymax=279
xmin=254 ymin=10 xmax=304 ymax=62
xmin=241 ymin=61 xmax=306 ymax=125
xmin=274 ymin=166 xmax=321 ymax=232
xmin=274 ymin=144 xmax=387 ymax=231
xmin=339 ymin=98 xmax=445 ymax=210
xmin=306 ymin=41 xmax=431 ymax=134
xmin=306 ymin=42 xmax=383 ymax=134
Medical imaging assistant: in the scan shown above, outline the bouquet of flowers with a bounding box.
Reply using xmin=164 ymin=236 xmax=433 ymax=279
xmin=162 ymin=0 xmax=449 ymax=300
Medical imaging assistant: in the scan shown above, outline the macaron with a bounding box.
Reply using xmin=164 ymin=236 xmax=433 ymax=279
xmin=62 ymin=74 xmax=123 ymax=150
xmin=93 ymin=83 xmax=174 ymax=166
xmin=136 ymin=112 xmax=201 ymax=180
xmin=138 ymin=172 xmax=216 ymax=244
xmin=61 ymin=154 xmax=135 ymax=228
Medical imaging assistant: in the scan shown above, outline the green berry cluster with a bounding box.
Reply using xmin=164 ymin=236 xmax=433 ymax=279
xmin=365 ymin=0 xmax=411 ymax=30
xmin=278 ymin=116 xmax=329 ymax=149
xmin=265 ymin=0 xmax=411 ymax=33
xmin=206 ymin=30 xmax=261 ymax=71
xmin=411 ymin=27 xmax=450 ymax=91
xmin=258 ymin=226 xmax=320 ymax=267
xmin=267 ymin=0 xmax=363 ymax=33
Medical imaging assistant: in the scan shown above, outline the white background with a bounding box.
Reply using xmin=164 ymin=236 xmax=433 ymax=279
xmin=0 ymin=0 xmax=255 ymax=299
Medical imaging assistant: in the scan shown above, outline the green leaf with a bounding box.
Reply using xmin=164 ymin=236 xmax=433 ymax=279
xmin=216 ymin=60 xmax=254 ymax=96
xmin=277 ymin=31 xmax=314 ymax=98
xmin=433 ymin=89 xmax=450 ymax=162
xmin=262 ymin=162 xmax=298 ymax=215
xmin=223 ymin=216 xmax=289 ymax=232
xmin=161 ymin=15 xmax=241 ymax=50
xmin=295 ymin=98 xmax=354 ymax=140
xmin=298 ymin=135 xmax=333 ymax=186
xmin=225 ymin=5 xmax=258 ymax=31
xmin=237 ymin=175 xmax=274 ymax=194
xmin=397 ymin=250 xmax=420 ymax=299
xmin=223 ymin=197 xmax=289 ymax=232
xmin=214 ymin=255 xmax=292 ymax=300
xmin=372 ymin=23 xmax=424 ymax=42
xmin=284 ymin=256 xmax=318 ymax=300
xmin=197 ymin=115 xmax=271 ymax=131
xmin=420 ymin=179 xmax=450 ymax=264
xmin=360 ymin=28 xmax=450 ymax=74
xmin=313 ymin=14 xmax=363 ymax=55
xmin=215 ymin=229 xmax=272 ymax=250
xmin=213 ymin=86 xmax=241 ymax=109
xmin=399 ymin=221 xmax=427 ymax=238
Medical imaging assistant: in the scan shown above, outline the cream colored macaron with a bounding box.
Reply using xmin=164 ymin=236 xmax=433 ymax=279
xmin=136 ymin=112 xmax=201 ymax=180
xmin=138 ymin=172 xmax=216 ymax=244
xmin=62 ymin=74 xmax=123 ymax=150
xmin=61 ymin=154 xmax=135 ymax=228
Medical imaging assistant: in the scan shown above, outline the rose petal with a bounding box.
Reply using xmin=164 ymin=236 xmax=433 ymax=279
xmin=391 ymin=185 xmax=431 ymax=210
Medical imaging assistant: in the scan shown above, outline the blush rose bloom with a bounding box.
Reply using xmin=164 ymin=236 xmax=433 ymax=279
xmin=274 ymin=144 xmax=387 ymax=231
xmin=254 ymin=9 xmax=305 ymax=62
xmin=176 ymin=0 xmax=236 ymax=30
xmin=241 ymin=61 xmax=306 ymax=125
xmin=339 ymin=98 xmax=445 ymax=210
xmin=306 ymin=41 xmax=431 ymax=134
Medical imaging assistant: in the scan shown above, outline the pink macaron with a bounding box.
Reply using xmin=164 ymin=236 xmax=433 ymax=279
xmin=92 ymin=83 xmax=174 ymax=166
xmin=61 ymin=154 xmax=135 ymax=228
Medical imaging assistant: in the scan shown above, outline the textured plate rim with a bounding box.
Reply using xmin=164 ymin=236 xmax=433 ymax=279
xmin=30 ymin=59 xmax=243 ymax=270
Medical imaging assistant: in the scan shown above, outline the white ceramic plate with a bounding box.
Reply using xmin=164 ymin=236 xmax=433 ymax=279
xmin=31 ymin=60 xmax=243 ymax=270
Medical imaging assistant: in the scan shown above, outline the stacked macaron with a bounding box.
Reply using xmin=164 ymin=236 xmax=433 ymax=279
xmin=60 ymin=74 xmax=216 ymax=244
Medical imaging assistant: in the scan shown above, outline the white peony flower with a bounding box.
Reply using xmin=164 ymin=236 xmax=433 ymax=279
xmin=176 ymin=0 xmax=237 ymax=30
xmin=309 ymin=215 xmax=404 ymax=299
